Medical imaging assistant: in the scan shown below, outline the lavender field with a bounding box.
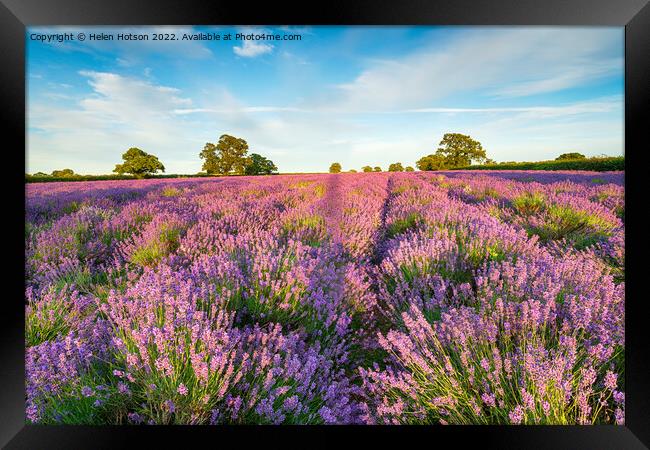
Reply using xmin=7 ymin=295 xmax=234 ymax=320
xmin=25 ymin=170 xmax=625 ymax=425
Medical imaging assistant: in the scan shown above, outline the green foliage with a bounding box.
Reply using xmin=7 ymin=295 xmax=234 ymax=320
xmin=329 ymin=162 xmax=342 ymax=173
xmin=388 ymin=162 xmax=404 ymax=172
xmin=199 ymin=142 xmax=219 ymax=174
xmin=405 ymin=166 xmax=415 ymax=172
xmin=556 ymin=152 xmax=586 ymax=160
xmin=457 ymin=156 xmax=624 ymax=172
xmin=130 ymin=225 xmax=182 ymax=267
xmin=416 ymin=153 xmax=448 ymax=171
xmin=512 ymin=192 xmax=546 ymax=216
xmin=417 ymin=133 xmax=487 ymax=170
xmin=361 ymin=166 xmax=373 ymax=173
xmin=26 ymin=294 xmax=77 ymax=347
xmin=216 ymin=135 xmax=249 ymax=175
xmin=528 ymin=205 xmax=616 ymax=249
xmin=373 ymin=166 xmax=382 ymax=172
xmin=244 ymin=153 xmax=278 ymax=175
xmin=26 ymin=173 xmax=214 ymax=183
xmin=386 ymin=212 xmax=421 ymax=239
xmin=436 ymin=133 xmax=487 ymax=168
xmin=51 ymin=168 xmax=76 ymax=177
xmin=200 ymin=134 xmax=252 ymax=175
xmin=113 ymin=148 xmax=165 ymax=178
xmin=161 ymin=187 xmax=181 ymax=197
xmin=282 ymin=214 xmax=326 ymax=247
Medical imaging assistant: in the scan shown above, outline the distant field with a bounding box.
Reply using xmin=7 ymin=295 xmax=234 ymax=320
xmin=455 ymin=156 xmax=624 ymax=172
xmin=26 ymin=157 xmax=624 ymax=183
xmin=24 ymin=173 xmax=218 ymax=183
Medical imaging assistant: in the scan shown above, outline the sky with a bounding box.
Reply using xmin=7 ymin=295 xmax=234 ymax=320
xmin=26 ymin=26 xmax=624 ymax=174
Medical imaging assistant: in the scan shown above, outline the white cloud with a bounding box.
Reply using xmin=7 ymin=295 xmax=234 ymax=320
xmin=232 ymin=27 xmax=275 ymax=57
xmin=27 ymin=71 xmax=200 ymax=174
xmin=397 ymin=96 xmax=621 ymax=117
xmin=233 ymin=40 xmax=274 ymax=58
xmin=325 ymin=28 xmax=622 ymax=112
xmin=173 ymin=106 xmax=305 ymax=115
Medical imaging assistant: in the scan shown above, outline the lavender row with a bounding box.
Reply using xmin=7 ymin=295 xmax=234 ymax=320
xmin=25 ymin=171 xmax=624 ymax=424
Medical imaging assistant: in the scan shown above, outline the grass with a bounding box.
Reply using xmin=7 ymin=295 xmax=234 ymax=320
xmin=526 ymin=205 xmax=616 ymax=249
xmin=161 ymin=186 xmax=182 ymax=197
xmin=281 ymin=214 xmax=326 ymax=247
xmin=130 ymin=225 xmax=182 ymax=267
xmin=386 ymin=212 xmax=421 ymax=239
xmin=26 ymin=296 xmax=78 ymax=347
xmin=511 ymin=192 xmax=546 ymax=216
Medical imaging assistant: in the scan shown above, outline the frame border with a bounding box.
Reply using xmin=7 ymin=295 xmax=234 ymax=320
xmin=2 ymin=0 xmax=648 ymax=448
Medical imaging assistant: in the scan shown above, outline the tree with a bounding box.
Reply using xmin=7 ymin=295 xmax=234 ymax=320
xmin=211 ymin=134 xmax=251 ymax=175
xmin=51 ymin=168 xmax=75 ymax=177
xmin=199 ymin=142 xmax=220 ymax=174
xmin=244 ymin=153 xmax=278 ymax=175
xmin=388 ymin=162 xmax=404 ymax=172
xmin=416 ymin=154 xmax=447 ymax=171
xmin=556 ymin=152 xmax=586 ymax=161
xmin=114 ymin=148 xmax=165 ymax=178
xmin=361 ymin=166 xmax=373 ymax=173
xmin=405 ymin=166 xmax=415 ymax=172
xmin=373 ymin=166 xmax=382 ymax=172
xmin=33 ymin=172 xmax=49 ymax=177
xmin=329 ymin=162 xmax=342 ymax=173
xmin=434 ymin=133 xmax=487 ymax=168
xmin=349 ymin=169 xmax=357 ymax=173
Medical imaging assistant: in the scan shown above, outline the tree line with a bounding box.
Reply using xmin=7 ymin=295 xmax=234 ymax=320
xmin=330 ymin=133 xmax=486 ymax=173
xmin=34 ymin=134 xmax=278 ymax=179
xmin=328 ymin=133 xmax=593 ymax=173
xmin=35 ymin=132 xmax=598 ymax=178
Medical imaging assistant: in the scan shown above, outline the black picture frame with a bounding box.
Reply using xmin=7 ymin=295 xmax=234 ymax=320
xmin=2 ymin=0 xmax=648 ymax=448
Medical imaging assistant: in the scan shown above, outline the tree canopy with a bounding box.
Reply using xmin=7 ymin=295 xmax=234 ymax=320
xmin=373 ymin=166 xmax=382 ymax=172
xmin=329 ymin=162 xmax=342 ymax=173
xmin=416 ymin=154 xmax=447 ymax=171
xmin=51 ymin=168 xmax=75 ymax=177
xmin=417 ymin=133 xmax=488 ymax=170
xmin=114 ymin=148 xmax=165 ymax=178
xmin=556 ymin=152 xmax=586 ymax=161
xmin=245 ymin=153 xmax=278 ymax=175
xmin=435 ymin=133 xmax=487 ymax=168
xmin=201 ymin=134 xmax=250 ymax=175
xmin=361 ymin=166 xmax=373 ymax=173
xmin=388 ymin=162 xmax=404 ymax=172
xmin=199 ymin=143 xmax=220 ymax=174
xmin=200 ymin=135 xmax=277 ymax=176
xmin=405 ymin=166 xmax=415 ymax=172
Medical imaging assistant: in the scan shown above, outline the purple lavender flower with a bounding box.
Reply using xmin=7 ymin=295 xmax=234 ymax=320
xmin=25 ymin=172 xmax=624 ymax=425
xmin=509 ymin=406 xmax=525 ymax=425
xmin=81 ymin=386 xmax=94 ymax=397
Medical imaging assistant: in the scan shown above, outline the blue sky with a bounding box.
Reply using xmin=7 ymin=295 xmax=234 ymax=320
xmin=26 ymin=26 xmax=624 ymax=174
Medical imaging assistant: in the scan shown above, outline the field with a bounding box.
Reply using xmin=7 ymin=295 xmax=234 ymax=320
xmin=25 ymin=170 xmax=625 ymax=425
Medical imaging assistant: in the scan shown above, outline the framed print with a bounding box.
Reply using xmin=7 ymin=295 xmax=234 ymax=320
xmin=1 ymin=0 xmax=649 ymax=448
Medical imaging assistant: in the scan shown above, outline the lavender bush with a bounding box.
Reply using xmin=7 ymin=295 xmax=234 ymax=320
xmin=25 ymin=170 xmax=624 ymax=424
